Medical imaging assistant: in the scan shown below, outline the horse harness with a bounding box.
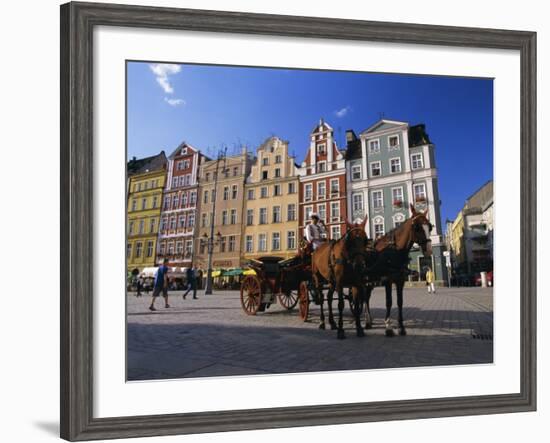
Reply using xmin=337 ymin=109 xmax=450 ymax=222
xmin=327 ymin=227 xmax=368 ymax=284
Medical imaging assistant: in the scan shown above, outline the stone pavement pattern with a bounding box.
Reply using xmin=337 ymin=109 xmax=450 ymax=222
xmin=127 ymin=287 xmax=493 ymax=380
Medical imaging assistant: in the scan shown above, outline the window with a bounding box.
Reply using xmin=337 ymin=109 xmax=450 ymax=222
xmin=201 ymin=213 xmax=207 ymax=227
xmin=128 ymin=221 xmax=134 ymax=234
xmin=274 ymin=184 xmax=281 ymax=196
xmin=273 ymin=206 xmax=281 ymax=223
xmin=288 ymin=182 xmax=296 ymax=194
xmin=233 ymin=166 xmax=239 ymax=176
xmin=135 ymin=242 xmax=143 ymax=257
xmin=203 ymin=190 xmax=208 ymax=204
xmin=247 ymin=189 xmax=255 ymax=200
xmin=318 ymin=204 xmax=326 ymax=222
xmin=219 ymin=237 xmax=226 ymax=253
xmin=190 ymin=191 xmax=197 ymax=204
xmin=177 ymin=161 xmax=184 ymax=170
xmin=222 ymin=210 xmax=228 ymax=225
xmin=370 ymin=161 xmax=381 ymax=177
xmin=160 ymin=218 xmax=167 ymax=231
xmin=211 ymin=190 xmax=216 ymax=203
xmin=330 ymin=179 xmax=339 ymax=195
xmin=372 ymin=190 xmax=383 ymax=209
xmin=262 ymin=157 xmax=269 ymax=166
xmin=368 ymin=139 xmax=380 ymax=153
xmin=230 ymin=209 xmax=237 ymax=224
xmin=246 ymin=209 xmax=254 ymax=225
xmin=317 ymin=181 xmax=326 ymax=199
xmin=317 ymin=161 xmax=326 ymax=173
xmin=262 ymin=170 xmax=268 ymax=180
xmin=232 ymin=185 xmax=238 ymax=199
xmin=331 ymin=225 xmax=341 ymax=240
xmin=182 ymin=193 xmax=188 ymax=206
xmin=390 ymin=158 xmax=401 ymax=173
xmin=178 ymin=215 xmax=186 ymax=229
xmin=184 ymin=159 xmax=190 ymax=169
xmin=185 ymin=174 xmax=191 ymax=186
xmin=287 ymin=231 xmax=296 ymax=250
xmin=414 ymin=183 xmax=427 ymax=202
xmin=172 ymin=177 xmax=178 ymax=188
xmin=138 ymin=220 xmax=144 ymax=234
xmin=176 ymin=241 xmax=183 ymax=254
xmin=258 ymin=234 xmax=267 ymax=252
xmin=141 ymin=198 xmax=147 ymax=210
xmin=172 ymin=195 xmax=179 ymax=209
xmin=152 ymin=196 xmax=158 ymax=208
xmin=275 ymin=168 xmax=281 ymax=178
xmin=351 ymin=164 xmax=362 ymax=180
xmin=352 ymin=193 xmax=364 ymax=212
xmin=131 ymin=199 xmax=137 ymax=211
xmin=373 ymin=217 xmax=385 ymax=238
xmin=178 ymin=176 xmax=185 ymax=187
xmin=272 ymin=232 xmax=281 ymax=250
xmin=411 ymin=153 xmax=424 ymax=169
xmin=393 ymin=213 xmax=405 ymax=228
xmin=169 ymin=217 xmax=176 ymax=230
xmin=185 ymin=240 xmax=193 ymax=256
xmin=388 ymin=135 xmax=400 ymax=150
xmin=149 ymin=218 xmax=156 ymax=233
xmin=188 ymin=213 xmax=195 ymax=227
xmin=275 ymin=154 xmax=282 ymax=164
xmin=392 ymin=187 xmax=404 ymax=207
xmin=317 ymin=144 xmax=326 ymax=155
xmin=181 ymin=147 xmax=188 ymax=155
xmin=305 ymin=206 xmax=313 ymax=221
xmin=305 ymin=183 xmax=313 ymax=201
xmin=223 ymin=186 xmax=229 ymax=200
xmin=159 ymin=243 xmax=165 ymax=256
xmin=260 ymin=186 xmax=268 ymax=198
xmin=330 ymin=202 xmax=340 ymax=221
xmin=228 ymin=235 xmax=236 ymax=252
xmin=287 ymin=204 xmax=296 ymax=221
xmin=199 ymin=241 xmax=206 ymax=255
xmin=259 ymin=208 xmax=267 ymax=224
xmin=137 ymin=182 xmax=142 ymax=192
xmin=205 ymin=172 xmax=210 ymax=181
xmin=245 ymin=235 xmax=253 ymax=253
xmin=126 ymin=243 xmax=132 ymax=258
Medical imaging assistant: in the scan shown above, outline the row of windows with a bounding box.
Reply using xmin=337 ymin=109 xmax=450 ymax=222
xmin=171 ymin=174 xmax=193 ymax=188
xmin=372 ymin=214 xmax=406 ymax=238
xmin=260 ymin=153 xmax=283 ymax=166
xmin=128 ymin=218 xmax=157 ymax=235
xmin=127 ymin=240 xmax=154 ymax=259
xmin=303 ymin=201 xmax=342 ymax=223
xmin=160 ymin=213 xmax=196 ymax=231
xmin=303 ymin=179 xmax=340 ymax=201
xmin=163 ymin=191 xmax=197 ymax=210
xmin=370 ymin=183 xmax=427 ymax=210
xmin=203 ymin=166 xmax=241 ymax=182
xmin=246 ymin=182 xmax=297 ymax=200
xmin=159 ymin=239 xmax=194 ymax=256
xmin=132 ymin=179 xmax=160 ymax=193
xmin=199 ymin=235 xmax=238 ymax=254
xmin=244 ymin=231 xmax=296 ymax=253
xmin=130 ymin=195 xmax=159 ymax=212
xmin=350 ymin=153 xmax=424 ymax=181
xmin=244 ymin=204 xmax=297 ymax=226
xmin=367 ymin=135 xmax=400 ymax=154
xmin=176 ymin=159 xmax=191 ymax=171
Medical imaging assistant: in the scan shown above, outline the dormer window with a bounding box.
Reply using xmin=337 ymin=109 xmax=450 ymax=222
xmin=317 ymin=144 xmax=326 ymax=155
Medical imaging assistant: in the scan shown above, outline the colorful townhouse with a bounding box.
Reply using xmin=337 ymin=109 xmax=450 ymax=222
xmin=156 ymin=142 xmax=205 ymax=269
xmin=298 ymin=119 xmax=348 ymax=241
xmin=194 ymin=149 xmax=254 ymax=271
xmin=126 ymin=151 xmax=168 ymax=273
xmin=345 ymin=119 xmax=447 ymax=284
xmin=242 ymin=137 xmax=300 ymax=261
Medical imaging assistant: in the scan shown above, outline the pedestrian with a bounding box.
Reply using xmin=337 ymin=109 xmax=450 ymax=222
xmin=149 ymin=259 xmax=170 ymax=311
xmin=136 ymin=277 xmax=142 ymax=297
xmin=183 ymin=265 xmax=198 ymax=300
xmin=426 ymin=267 xmax=436 ymax=294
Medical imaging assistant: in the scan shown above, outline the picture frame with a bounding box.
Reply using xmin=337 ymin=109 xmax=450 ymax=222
xmin=60 ymin=1 xmax=537 ymax=441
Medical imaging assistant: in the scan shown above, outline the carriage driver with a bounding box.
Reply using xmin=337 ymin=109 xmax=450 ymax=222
xmin=305 ymin=213 xmax=327 ymax=250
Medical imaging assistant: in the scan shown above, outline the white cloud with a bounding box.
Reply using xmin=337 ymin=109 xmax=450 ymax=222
xmin=149 ymin=63 xmax=182 ymax=94
xmin=164 ymin=97 xmax=186 ymax=107
xmin=334 ymin=105 xmax=352 ymax=118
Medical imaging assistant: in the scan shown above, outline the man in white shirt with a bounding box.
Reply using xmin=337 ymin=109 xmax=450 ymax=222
xmin=305 ymin=213 xmax=327 ymax=250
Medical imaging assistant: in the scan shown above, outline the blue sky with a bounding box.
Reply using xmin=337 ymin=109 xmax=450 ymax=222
xmin=127 ymin=61 xmax=493 ymax=226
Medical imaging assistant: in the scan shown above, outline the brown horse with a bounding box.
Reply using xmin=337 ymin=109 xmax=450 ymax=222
xmin=311 ymin=218 xmax=369 ymax=339
xmin=364 ymin=204 xmax=433 ymax=336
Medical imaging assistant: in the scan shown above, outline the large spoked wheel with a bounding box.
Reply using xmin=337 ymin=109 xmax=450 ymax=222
xmin=278 ymin=289 xmax=299 ymax=310
xmin=298 ymin=281 xmax=310 ymax=322
xmin=241 ymin=275 xmax=262 ymax=315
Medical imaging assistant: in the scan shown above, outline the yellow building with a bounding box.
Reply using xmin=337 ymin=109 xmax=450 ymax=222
xmin=127 ymin=151 xmax=167 ymax=273
xmin=243 ymin=137 xmax=300 ymax=261
xmin=449 ymin=210 xmax=466 ymax=270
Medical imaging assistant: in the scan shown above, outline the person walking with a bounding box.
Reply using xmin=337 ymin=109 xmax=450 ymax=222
xmin=136 ymin=277 xmax=142 ymax=297
xmin=426 ymin=267 xmax=436 ymax=294
xmin=149 ymin=259 xmax=170 ymax=311
xmin=183 ymin=265 xmax=198 ymax=300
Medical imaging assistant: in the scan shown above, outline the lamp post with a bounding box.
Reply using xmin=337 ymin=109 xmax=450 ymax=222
xmin=204 ymin=148 xmax=227 ymax=295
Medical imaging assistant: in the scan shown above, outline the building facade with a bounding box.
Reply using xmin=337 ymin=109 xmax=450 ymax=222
xmin=298 ymin=119 xmax=348 ymax=241
xmin=194 ymin=149 xmax=253 ymax=271
xmin=126 ymin=151 xmax=167 ymax=273
xmin=243 ymin=137 xmax=300 ymax=261
xmin=345 ymin=119 xmax=447 ymax=283
xmin=156 ymin=142 xmax=204 ymax=269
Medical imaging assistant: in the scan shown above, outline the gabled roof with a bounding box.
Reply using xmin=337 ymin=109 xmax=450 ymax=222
xmin=361 ymin=119 xmax=408 ymax=136
xmin=168 ymin=141 xmax=199 ymax=159
xmin=310 ymin=118 xmax=334 ymax=134
xmin=127 ymin=151 xmax=167 ymax=176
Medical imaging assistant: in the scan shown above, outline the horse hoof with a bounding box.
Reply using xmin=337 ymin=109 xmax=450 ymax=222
xmin=399 ymin=328 xmax=407 ymax=336
xmin=337 ymin=330 xmax=346 ymax=340
xmin=330 ymin=322 xmax=338 ymax=330
xmin=357 ymin=328 xmax=365 ymax=337
xmin=385 ymin=329 xmax=395 ymax=337
xmin=365 ymin=323 xmax=373 ymax=330
xmin=319 ymin=323 xmax=326 ymax=330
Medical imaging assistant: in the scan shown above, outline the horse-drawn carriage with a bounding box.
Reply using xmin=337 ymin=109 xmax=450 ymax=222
xmin=240 ymin=255 xmax=317 ymax=321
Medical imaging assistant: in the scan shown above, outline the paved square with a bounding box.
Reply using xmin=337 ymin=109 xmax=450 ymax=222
xmin=127 ymin=287 xmax=493 ymax=380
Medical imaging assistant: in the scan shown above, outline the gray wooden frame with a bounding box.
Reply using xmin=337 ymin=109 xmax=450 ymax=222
xmin=60 ymin=1 xmax=537 ymax=441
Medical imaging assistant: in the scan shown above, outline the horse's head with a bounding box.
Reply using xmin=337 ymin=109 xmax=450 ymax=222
xmin=345 ymin=217 xmax=369 ymax=275
xmin=409 ymin=203 xmax=433 ymax=257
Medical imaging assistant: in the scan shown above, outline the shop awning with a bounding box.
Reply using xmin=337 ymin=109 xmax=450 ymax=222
xmin=211 ymin=270 xmax=222 ymax=277
xmin=222 ymin=268 xmax=244 ymax=276
xmin=243 ymin=269 xmax=256 ymax=276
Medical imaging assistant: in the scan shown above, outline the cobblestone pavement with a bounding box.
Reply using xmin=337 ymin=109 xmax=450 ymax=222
xmin=127 ymin=287 xmax=493 ymax=380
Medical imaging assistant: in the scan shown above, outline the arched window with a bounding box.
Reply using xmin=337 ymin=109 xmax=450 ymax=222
xmin=373 ymin=216 xmax=385 ymax=239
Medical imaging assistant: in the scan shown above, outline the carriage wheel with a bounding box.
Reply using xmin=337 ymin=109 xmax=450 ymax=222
xmin=278 ymin=289 xmax=299 ymax=310
xmin=298 ymin=281 xmax=310 ymax=322
xmin=240 ymin=275 xmax=262 ymax=315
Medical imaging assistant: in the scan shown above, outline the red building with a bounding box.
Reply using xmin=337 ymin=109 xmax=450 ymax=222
xmin=157 ymin=142 xmax=207 ymax=269
xmin=298 ymin=119 xmax=348 ymax=240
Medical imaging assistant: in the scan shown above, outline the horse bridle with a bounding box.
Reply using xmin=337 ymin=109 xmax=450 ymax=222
xmin=410 ymin=215 xmax=433 ymax=249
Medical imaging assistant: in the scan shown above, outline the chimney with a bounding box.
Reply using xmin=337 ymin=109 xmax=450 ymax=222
xmin=345 ymin=129 xmax=357 ymax=143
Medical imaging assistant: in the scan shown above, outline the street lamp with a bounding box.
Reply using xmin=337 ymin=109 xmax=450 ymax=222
xmin=203 ymin=231 xmax=223 ymax=294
